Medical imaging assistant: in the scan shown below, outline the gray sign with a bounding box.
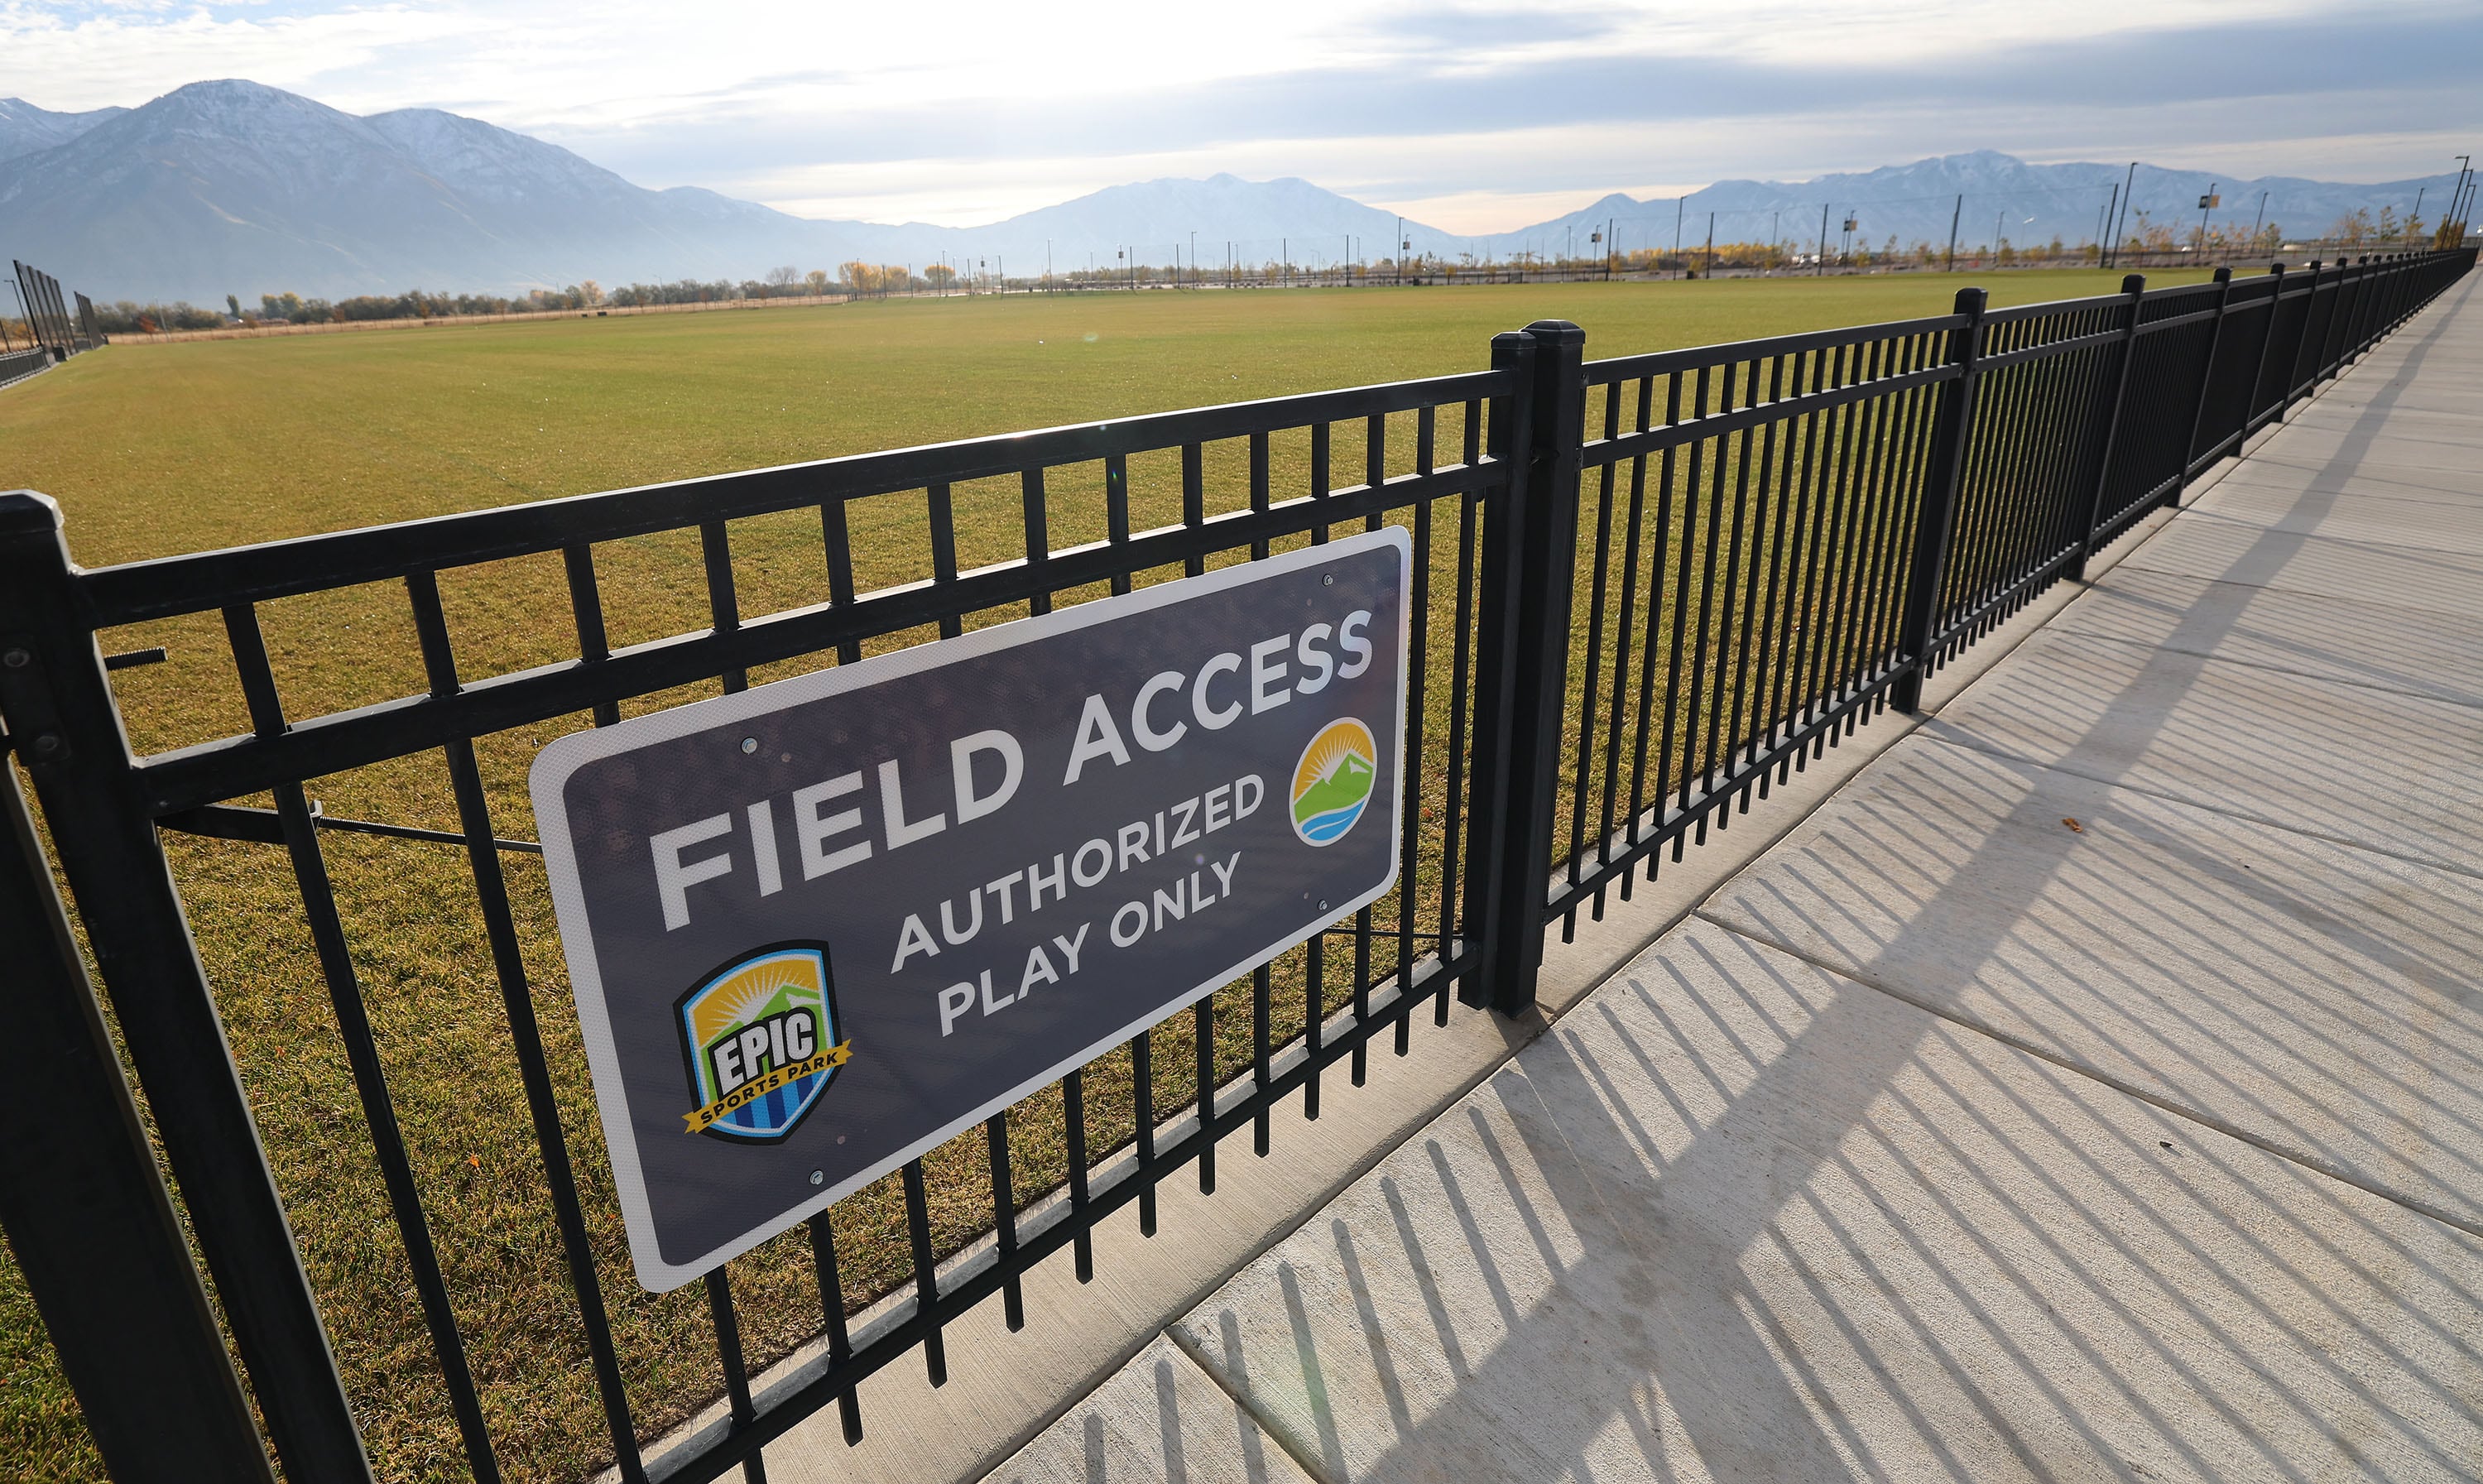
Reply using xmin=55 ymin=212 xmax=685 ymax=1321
xmin=533 ymin=527 xmax=1410 ymax=1289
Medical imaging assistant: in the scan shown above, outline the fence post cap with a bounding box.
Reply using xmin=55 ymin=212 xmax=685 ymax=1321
xmin=1519 ymin=319 xmax=1584 ymax=346
xmin=2212 ymin=266 xmax=2234 ymax=283
xmin=0 ymin=491 xmax=62 ymax=535
xmin=2120 ymin=273 xmax=2147 ymax=295
xmin=1952 ymin=286 xmax=1987 ymax=314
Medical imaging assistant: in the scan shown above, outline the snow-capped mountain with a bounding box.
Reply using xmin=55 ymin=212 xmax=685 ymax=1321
xmin=1506 ymin=151 xmax=2453 ymax=262
xmin=0 ymin=97 xmax=127 ymax=164
xmin=0 ymin=81 xmax=2458 ymax=305
xmin=0 ymin=80 xmax=846 ymax=303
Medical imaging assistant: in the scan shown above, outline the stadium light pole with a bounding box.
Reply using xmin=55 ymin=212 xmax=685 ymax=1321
xmin=2251 ymin=190 xmax=2269 ymax=257
xmin=2107 ymin=161 xmax=2137 ymax=267
xmin=1675 ymin=197 xmax=1685 ymax=279
xmin=1818 ymin=202 xmax=1831 ymax=276
xmin=1945 ymin=195 xmax=1962 ymax=272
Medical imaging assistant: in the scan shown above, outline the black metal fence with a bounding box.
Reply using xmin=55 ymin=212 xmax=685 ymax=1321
xmin=0 ymin=248 xmax=2468 ymax=1484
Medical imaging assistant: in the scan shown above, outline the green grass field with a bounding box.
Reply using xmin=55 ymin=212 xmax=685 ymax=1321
xmin=0 ymin=270 xmax=2209 ymax=1484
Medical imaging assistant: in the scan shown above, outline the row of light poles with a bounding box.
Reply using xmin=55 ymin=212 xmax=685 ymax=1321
xmin=915 ymin=156 xmax=2479 ymax=301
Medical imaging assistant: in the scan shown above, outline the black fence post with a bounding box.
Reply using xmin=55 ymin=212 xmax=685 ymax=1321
xmin=1461 ymin=319 xmax=1585 ymax=1016
xmin=2381 ymin=254 xmax=2415 ymax=337
xmin=2243 ymin=262 xmax=2286 ymax=435
xmin=0 ymin=759 xmax=276 ymax=1484
xmin=2319 ymin=258 xmax=2362 ymax=381
xmin=2072 ymin=274 xmax=2147 ymax=581
xmin=2369 ymin=256 xmax=2397 ymax=348
xmin=2178 ymin=266 xmax=2236 ymax=492
xmin=1891 ymin=286 xmax=1986 ymax=713
xmin=1458 ymin=329 xmax=1535 ymax=1011
xmin=0 ymin=492 xmax=374 ymax=1484
xmin=2282 ymin=260 xmax=2323 ymax=417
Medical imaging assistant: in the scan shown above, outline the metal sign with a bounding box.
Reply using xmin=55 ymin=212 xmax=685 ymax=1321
xmin=533 ymin=527 xmax=1410 ymax=1289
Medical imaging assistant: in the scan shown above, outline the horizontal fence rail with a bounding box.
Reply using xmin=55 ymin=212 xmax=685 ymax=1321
xmin=0 ymin=247 xmax=2468 ymax=1484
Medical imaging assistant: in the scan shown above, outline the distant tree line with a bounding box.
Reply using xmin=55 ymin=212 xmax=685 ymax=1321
xmin=75 ymin=218 xmax=2470 ymax=340
xmin=89 ymin=270 xmax=857 ymax=334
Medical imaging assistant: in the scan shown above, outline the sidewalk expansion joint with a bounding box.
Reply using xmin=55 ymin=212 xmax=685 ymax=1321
xmin=1161 ymin=1323 xmax=1342 ymax=1484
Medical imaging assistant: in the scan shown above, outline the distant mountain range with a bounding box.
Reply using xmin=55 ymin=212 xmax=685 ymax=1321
xmin=0 ymin=79 xmax=2460 ymax=305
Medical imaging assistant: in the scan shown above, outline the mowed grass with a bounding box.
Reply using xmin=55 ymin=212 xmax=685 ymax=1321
xmin=0 ymin=269 xmax=2206 ymax=1484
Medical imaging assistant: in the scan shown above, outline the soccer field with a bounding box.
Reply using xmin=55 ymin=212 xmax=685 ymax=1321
xmin=1 ymin=268 xmax=2212 ymax=1483
xmin=1 ymin=271 xmax=2207 ymax=564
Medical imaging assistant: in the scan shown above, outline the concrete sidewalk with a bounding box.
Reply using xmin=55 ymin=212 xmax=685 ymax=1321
xmin=989 ymin=279 xmax=2483 ymax=1482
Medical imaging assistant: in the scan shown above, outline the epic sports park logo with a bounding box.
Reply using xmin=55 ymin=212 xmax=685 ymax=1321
xmin=676 ymin=944 xmax=851 ymax=1142
xmin=1290 ymin=718 xmax=1377 ymax=847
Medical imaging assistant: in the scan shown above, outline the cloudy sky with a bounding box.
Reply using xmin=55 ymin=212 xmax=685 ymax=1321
xmin=6 ymin=0 xmax=2476 ymax=230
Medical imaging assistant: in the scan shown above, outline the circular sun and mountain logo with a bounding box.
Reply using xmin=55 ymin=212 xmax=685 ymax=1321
xmin=1290 ymin=717 xmax=1379 ymax=847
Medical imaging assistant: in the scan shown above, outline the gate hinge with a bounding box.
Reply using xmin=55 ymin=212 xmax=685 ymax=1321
xmin=0 ymin=636 xmax=72 ymax=764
